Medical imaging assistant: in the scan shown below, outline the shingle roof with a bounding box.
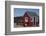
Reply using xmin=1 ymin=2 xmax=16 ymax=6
xmin=25 ymin=11 xmax=38 ymax=16
xmin=28 ymin=12 xmax=38 ymax=16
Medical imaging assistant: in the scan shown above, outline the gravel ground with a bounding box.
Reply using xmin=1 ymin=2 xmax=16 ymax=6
xmin=14 ymin=23 xmax=39 ymax=28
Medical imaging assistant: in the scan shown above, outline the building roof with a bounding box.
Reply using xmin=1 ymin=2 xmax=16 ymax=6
xmin=25 ymin=11 xmax=38 ymax=16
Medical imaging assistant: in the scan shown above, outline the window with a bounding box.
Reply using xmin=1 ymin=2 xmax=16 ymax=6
xmin=25 ymin=17 xmax=28 ymax=22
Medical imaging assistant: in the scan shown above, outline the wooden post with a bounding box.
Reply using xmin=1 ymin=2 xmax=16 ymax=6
xmin=34 ymin=17 xmax=35 ymax=26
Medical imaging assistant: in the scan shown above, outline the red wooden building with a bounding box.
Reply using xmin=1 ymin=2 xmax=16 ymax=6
xmin=22 ymin=11 xmax=33 ymax=27
xmin=14 ymin=11 xmax=39 ymax=27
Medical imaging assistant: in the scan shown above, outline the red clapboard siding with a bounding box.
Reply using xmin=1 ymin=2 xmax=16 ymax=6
xmin=22 ymin=12 xmax=33 ymax=27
